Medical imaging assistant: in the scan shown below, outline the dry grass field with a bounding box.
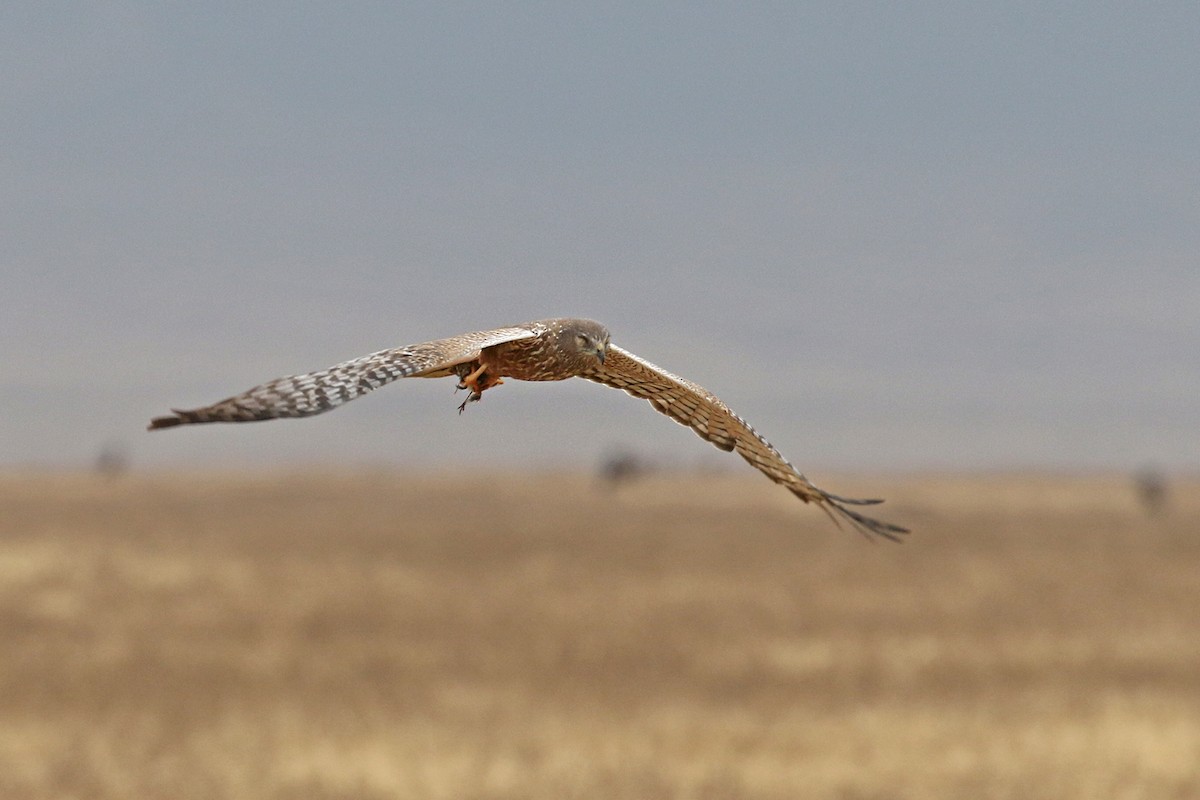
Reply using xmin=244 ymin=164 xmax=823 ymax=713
xmin=0 ymin=468 xmax=1197 ymax=799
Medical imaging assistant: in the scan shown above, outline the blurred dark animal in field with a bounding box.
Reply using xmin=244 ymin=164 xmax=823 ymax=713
xmin=94 ymin=444 xmax=128 ymax=478
xmin=598 ymin=450 xmax=650 ymax=489
xmin=1134 ymin=467 xmax=1169 ymax=516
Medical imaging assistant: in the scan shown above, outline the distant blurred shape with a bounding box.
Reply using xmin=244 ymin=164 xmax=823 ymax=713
xmin=1134 ymin=466 xmax=1169 ymax=516
xmin=598 ymin=449 xmax=650 ymax=489
xmin=95 ymin=443 xmax=129 ymax=478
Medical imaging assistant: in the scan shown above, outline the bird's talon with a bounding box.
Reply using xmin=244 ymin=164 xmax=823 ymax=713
xmin=457 ymin=391 xmax=482 ymax=414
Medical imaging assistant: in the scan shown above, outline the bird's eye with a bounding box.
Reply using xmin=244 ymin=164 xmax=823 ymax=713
xmin=576 ymin=333 xmax=589 ymax=347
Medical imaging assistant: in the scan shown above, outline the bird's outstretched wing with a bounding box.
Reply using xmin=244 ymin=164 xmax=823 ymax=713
xmin=148 ymin=326 xmax=539 ymax=429
xmin=582 ymin=345 xmax=908 ymax=541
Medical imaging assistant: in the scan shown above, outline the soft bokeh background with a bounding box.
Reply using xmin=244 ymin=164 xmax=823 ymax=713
xmin=3 ymin=3 xmax=1197 ymax=471
xmin=4 ymin=472 xmax=1199 ymax=799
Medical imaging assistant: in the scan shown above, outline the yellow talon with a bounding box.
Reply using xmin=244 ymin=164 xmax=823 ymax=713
xmin=456 ymin=364 xmax=503 ymax=413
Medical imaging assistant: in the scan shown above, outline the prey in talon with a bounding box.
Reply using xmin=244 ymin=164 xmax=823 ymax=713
xmin=455 ymin=362 xmax=503 ymax=414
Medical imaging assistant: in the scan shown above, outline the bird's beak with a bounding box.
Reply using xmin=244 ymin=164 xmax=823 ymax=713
xmin=595 ymin=346 xmax=606 ymax=364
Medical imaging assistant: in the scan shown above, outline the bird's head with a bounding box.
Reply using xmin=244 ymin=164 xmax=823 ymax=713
xmin=561 ymin=319 xmax=610 ymax=367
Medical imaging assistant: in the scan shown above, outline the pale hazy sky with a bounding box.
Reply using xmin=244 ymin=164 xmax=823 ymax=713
xmin=3 ymin=3 xmax=1198 ymax=472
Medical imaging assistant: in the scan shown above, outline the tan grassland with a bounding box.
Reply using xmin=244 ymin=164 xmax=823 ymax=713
xmin=0 ymin=469 xmax=1197 ymax=799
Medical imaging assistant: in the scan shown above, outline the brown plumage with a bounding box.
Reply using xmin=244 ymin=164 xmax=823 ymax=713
xmin=149 ymin=317 xmax=907 ymax=540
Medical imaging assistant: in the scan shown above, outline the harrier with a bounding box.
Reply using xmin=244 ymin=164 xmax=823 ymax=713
xmin=149 ymin=318 xmax=907 ymax=540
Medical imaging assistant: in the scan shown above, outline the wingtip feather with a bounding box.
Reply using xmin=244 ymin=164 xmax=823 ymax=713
xmin=147 ymin=410 xmax=187 ymax=430
xmin=814 ymin=494 xmax=909 ymax=543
